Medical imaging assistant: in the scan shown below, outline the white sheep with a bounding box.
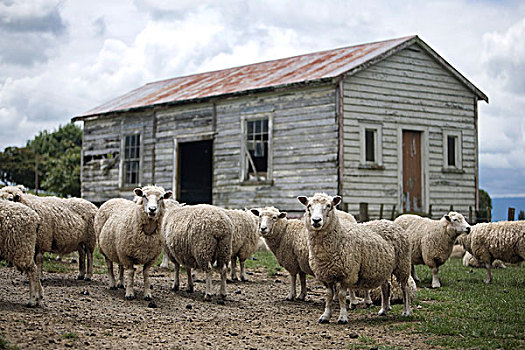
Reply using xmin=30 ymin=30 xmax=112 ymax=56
xmin=298 ymin=193 xmax=411 ymax=324
xmin=250 ymin=206 xmax=357 ymax=301
xmin=95 ymin=185 xmax=172 ymax=300
xmin=395 ymin=212 xmax=471 ymax=288
xmin=250 ymin=207 xmax=314 ymax=301
xmin=462 ymin=251 xmax=506 ymax=269
xmin=354 ymin=275 xmax=417 ymax=306
xmin=162 ymin=204 xmax=233 ymax=300
xmin=0 ymin=199 xmax=43 ymax=307
xmin=456 ymin=221 xmax=525 ymax=283
xmin=225 ymin=209 xmax=259 ymax=282
xmin=0 ymin=186 xmax=97 ymax=280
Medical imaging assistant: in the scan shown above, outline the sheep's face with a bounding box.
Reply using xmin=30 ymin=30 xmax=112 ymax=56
xmin=134 ymin=186 xmax=173 ymax=219
xmin=442 ymin=211 xmax=471 ymax=235
xmin=0 ymin=186 xmax=23 ymax=202
xmin=250 ymin=207 xmax=286 ymax=238
xmin=297 ymin=193 xmax=341 ymax=231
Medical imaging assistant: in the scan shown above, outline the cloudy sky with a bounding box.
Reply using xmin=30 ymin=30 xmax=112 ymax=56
xmin=1 ymin=0 xmax=525 ymax=198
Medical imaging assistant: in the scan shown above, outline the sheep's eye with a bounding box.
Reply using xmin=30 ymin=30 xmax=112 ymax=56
xmin=326 ymin=204 xmax=331 ymax=210
xmin=272 ymin=216 xmax=277 ymax=220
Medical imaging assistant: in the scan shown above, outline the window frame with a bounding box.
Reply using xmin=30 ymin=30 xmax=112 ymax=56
xmin=442 ymin=129 xmax=463 ymax=171
xmin=359 ymin=123 xmax=383 ymax=168
xmin=119 ymin=130 xmax=143 ymax=188
xmin=240 ymin=115 xmax=273 ymax=184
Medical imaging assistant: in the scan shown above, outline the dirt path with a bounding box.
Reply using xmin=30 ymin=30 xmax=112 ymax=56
xmin=0 ymin=264 xmax=437 ymax=349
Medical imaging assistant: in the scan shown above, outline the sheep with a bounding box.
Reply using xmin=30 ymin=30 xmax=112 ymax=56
xmin=0 ymin=186 xmax=97 ymax=280
xmin=355 ymin=275 xmax=417 ymax=306
xmin=462 ymin=251 xmax=506 ymax=269
xmin=395 ymin=212 xmax=471 ymax=288
xmin=162 ymin=204 xmax=233 ymax=300
xmin=95 ymin=185 xmax=172 ymax=300
xmin=298 ymin=193 xmax=411 ymax=324
xmin=225 ymin=209 xmax=259 ymax=282
xmin=456 ymin=221 xmax=525 ymax=283
xmin=250 ymin=207 xmax=314 ymax=301
xmin=0 ymin=200 xmax=43 ymax=307
xmin=156 ymin=199 xmax=185 ymax=270
xmin=249 ymin=206 xmax=357 ymax=302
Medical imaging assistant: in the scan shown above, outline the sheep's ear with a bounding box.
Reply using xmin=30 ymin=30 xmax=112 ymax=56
xmin=250 ymin=208 xmax=260 ymax=217
xmin=278 ymin=212 xmax=287 ymax=219
xmin=164 ymin=191 xmax=173 ymax=199
xmin=14 ymin=194 xmax=21 ymax=202
xmin=297 ymin=196 xmax=308 ymax=206
xmin=134 ymin=188 xmax=143 ymax=197
xmin=332 ymin=195 xmax=342 ymax=207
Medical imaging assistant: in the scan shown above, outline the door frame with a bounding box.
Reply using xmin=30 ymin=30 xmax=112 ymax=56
xmin=172 ymin=132 xmax=215 ymax=202
xmin=397 ymin=126 xmax=429 ymax=213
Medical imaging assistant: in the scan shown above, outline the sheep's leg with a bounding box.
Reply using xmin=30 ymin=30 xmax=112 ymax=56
xmin=411 ymin=264 xmax=420 ymax=283
xmin=172 ymin=261 xmax=180 ymax=291
xmin=204 ymin=270 xmax=213 ymax=301
xmin=116 ymin=264 xmax=125 ymax=288
xmin=105 ymin=258 xmax=116 ymax=289
xmin=319 ymin=283 xmax=334 ymax=324
xmin=431 ymin=266 xmax=441 ymax=288
xmin=85 ymin=247 xmax=93 ymax=281
xmin=124 ymin=266 xmax=136 ymax=300
xmin=297 ymin=271 xmax=307 ymax=301
xmin=143 ymin=260 xmax=154 ymax=301
xmin=186 ymin=267 xmax=194 ymax=293
xmin=35 ymin=252 xmax=43 ymax=280
xmin=159 ymin=246 xmax=170 ymax=269
xmin=239 ymin=259 xmax=247 ymax=282
xmin=286 ymin=273 xmax=297 ymax=301
xmin=378 ymin=282 xmax=391 ymax=316
xmin=363 ymin=290 xmax=373 ymax=308
xmin=77 ymin=247 xmax=86 ymax=280
xmin=230 ymin=257 xmax=238 ymax=281
xmin=337 ymin=285 xmax=349 ymax=324
xmin=401 ymin=281 xmax=411 ymax=317
xmin=348 ymin=288 xmax=360 ymax=309
xmin=218 ymin=264 xmax=227 ymax=299
xmin=484 ymin=263 xmax=492 ymax=284
xmin=26 ymin=264 xmax=43 ymax=307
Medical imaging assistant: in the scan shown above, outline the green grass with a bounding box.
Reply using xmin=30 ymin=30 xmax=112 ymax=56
xmin=244 ymin=251 xmax=283 ymax=276
xmin=0 ymin=336 xmax=18 ymax=350
xmin=62 ymin=333 xmax=78 ymax=340
xmin=409 ymin=258 xmax=524 ymax=349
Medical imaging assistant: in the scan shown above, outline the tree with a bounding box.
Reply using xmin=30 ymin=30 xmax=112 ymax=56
xmin=0 ymin=123 xmax=82 ymax=197
xmin=478 ymin=189 xmax=492 ymax=222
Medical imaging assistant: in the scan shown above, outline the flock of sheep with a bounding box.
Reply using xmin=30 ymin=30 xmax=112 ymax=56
xmin=0 ymin=184 xmax=524 ymax=324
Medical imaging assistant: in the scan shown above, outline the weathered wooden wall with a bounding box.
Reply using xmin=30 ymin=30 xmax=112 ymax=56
xmin=342 ymin=44 xmax=478 ymax=219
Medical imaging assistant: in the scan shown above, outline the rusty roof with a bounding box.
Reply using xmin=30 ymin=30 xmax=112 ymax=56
xmin=73 ymin=35 xmax=487 ymax=120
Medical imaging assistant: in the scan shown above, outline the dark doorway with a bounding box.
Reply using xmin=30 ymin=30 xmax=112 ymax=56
xmin=178 ymin=140 xmax=212 ymax=205
xmin=402 ymin=130 xmax=422 ymax=212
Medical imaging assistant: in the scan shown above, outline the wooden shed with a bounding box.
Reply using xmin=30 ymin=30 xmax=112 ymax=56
xmin=72 ymin=35 xmax=487 ymax=219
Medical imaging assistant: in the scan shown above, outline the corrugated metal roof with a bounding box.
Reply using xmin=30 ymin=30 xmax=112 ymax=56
xmin=73 ymin=35 xmax=487 ymax=120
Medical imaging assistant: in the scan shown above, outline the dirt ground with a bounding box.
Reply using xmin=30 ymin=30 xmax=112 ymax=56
xmin=0 ymin=262 xmax=437 ymax=350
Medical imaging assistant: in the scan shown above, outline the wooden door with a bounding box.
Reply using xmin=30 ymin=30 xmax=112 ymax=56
xmin=402 ymin=130 xmax=422 ymax=212
xmin=178 ymin=140 xmax=213 ymax=204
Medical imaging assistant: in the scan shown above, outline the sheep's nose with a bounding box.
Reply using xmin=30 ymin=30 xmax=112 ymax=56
xmin=148 ymin=206 xmax=157 ymax=213
xmin=312 ymin=217 xmax=322 ymax=227
xmin=466 ymin=226 xmax=471 ymax=233
xmin=260 ymin=226 xmax=267 ymax=233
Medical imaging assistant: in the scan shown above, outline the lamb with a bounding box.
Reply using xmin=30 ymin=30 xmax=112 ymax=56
xmin=0 ymin=200 xmax=43 ymax=307
xmin=0 ymin=186 xmax=97 ymax=280
xmin=162 ymin=204 xmax=233 ymax=300
xmin=355 ymin=275 xmax=417 ymax=306
xmin=225 ymin=209 xmax=259 ymax=282
xmin=395 ymin=212 xmax=471 ymax=288
xmin=456 ymin=221 xmax=525 ymax=283
xmin=95 ymin=185 xmax=172 ymax=300
xmin=298 ymin=193 xmax=411 ymax=324
xmin=462 ymin=251 xmax=506 ymax=269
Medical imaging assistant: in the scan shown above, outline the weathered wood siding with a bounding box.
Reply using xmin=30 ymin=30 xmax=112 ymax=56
xmin=214 ymin=84 xmax=338 ymax=212
xmin=342 ymin=44 xmax=477 ymax=219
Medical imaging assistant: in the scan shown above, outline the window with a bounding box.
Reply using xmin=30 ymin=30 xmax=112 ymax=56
xmin=242 ymin=117 xmax=272 ymax=182
xmin=123 ymin=134 xmax=140 ymax=185
xmin=443 ymin=130 xmax=462 ymax=170
xmin=359 ymin=123 xmax=382 ymax=168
